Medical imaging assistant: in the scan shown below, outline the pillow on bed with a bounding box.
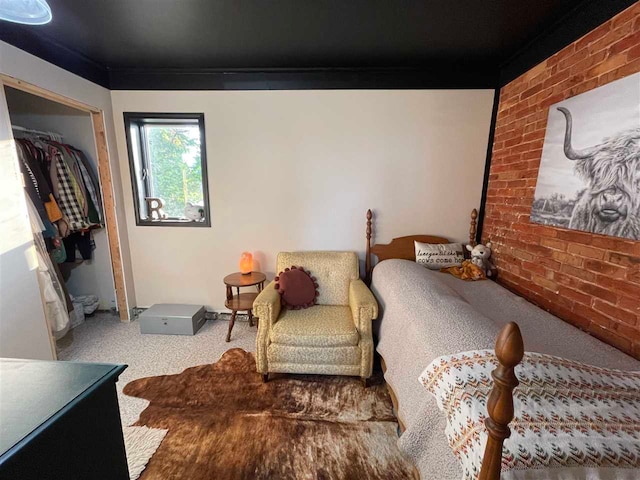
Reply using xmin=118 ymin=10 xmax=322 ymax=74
xmin=414 ymin=241 xmax=464 ymax=269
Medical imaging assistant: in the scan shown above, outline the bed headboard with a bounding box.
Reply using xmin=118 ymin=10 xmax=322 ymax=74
xmin=365 ymin=208 xmax=478 ymax=281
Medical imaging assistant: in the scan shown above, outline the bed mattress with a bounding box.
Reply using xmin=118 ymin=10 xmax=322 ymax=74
xmin=370 ymin=259 xmax=639 ymax=480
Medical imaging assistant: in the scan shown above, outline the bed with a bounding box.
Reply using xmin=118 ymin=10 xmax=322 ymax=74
xmin=364 ymin=209 xmax=640 ymax=480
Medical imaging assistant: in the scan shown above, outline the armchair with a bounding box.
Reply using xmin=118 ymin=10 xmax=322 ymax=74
xmin=253 ymin=251 xmax=378 ymax=383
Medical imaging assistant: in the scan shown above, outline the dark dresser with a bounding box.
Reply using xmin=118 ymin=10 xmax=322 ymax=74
xmin=0 ymin=358 xmax=129 ymax=480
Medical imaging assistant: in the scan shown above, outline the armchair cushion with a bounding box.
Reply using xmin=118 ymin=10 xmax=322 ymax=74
xmin=270 ymin=305 xmax=359 ymax=347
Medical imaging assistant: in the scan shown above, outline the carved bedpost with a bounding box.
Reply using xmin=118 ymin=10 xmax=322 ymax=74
xmin=469 ymin=208 xmax=478 ymax=247
xmin=365 ymin=209 xmax=372 ymax=284
xmin=478 ymin=322 xmax=524 ymax=480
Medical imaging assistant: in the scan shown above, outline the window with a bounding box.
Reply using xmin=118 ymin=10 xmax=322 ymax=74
xmin=124 ymin=113 xmax=210 ymax=227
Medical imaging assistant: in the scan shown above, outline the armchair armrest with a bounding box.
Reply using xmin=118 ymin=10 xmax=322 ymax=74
xmin=253 ymin=280 xmax=281 ymax=374
xmin=253 ymin=280 xmax=281 ymax=327
xmin=349 ymin=279 xmax=378 ymax=334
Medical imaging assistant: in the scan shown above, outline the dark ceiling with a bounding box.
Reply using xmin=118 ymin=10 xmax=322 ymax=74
xmin=0 ymin=0 xmax=634 ymax=90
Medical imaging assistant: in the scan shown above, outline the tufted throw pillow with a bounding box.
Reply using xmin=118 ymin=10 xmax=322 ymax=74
xmin=274 ymin=266 xmax=319 ymax=309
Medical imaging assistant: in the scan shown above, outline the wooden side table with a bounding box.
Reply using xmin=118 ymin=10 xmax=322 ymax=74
xmin=223 ymin=271 xmax=266 ymax=342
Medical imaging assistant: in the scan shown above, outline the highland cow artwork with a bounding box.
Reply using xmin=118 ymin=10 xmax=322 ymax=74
xmin=531 ymin=73 xmax=640 ymax=240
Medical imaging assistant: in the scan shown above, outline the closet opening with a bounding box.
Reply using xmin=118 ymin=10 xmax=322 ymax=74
xmin=2 ymin=77 xmax=127 ymax=358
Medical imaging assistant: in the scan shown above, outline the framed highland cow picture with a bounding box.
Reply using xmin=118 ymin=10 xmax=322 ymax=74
xmin=531 ymin=72 xmax=640 ymax=240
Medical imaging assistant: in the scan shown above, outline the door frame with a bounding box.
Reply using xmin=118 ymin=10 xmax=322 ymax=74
xmin=1 ymin=74 xmax=129 ymax=320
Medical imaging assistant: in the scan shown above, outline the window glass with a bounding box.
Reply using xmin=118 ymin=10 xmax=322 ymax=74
xmin=124 ymin=114 xmax=210 ymax=227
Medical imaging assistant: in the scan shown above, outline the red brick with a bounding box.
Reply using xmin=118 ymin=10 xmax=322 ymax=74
xmin=627 ymin=43 xmax=640 ymax=61
xmin=520 ymin=82 xmax=544 ymax=100
xmin=574 ymin=304 xmax=613 ymax=329
xmin=578 ymin=282 xmax=618 ymax=304
xmin=559 ymin=264 xmax=596 ymax=283
xmin=591 ymin=236 xmax=638 ymax=254
xmin=555 ymin=229 xmax=593 ymax=244
xmin=558 ymin=286 xmax=592 ymax=306
xmin=628 ymin=269 xmax=640 ymax=283
xmin=552 ymin=251 xmax=583 ymax=267
xmin=606 ymin=251 xmax=640 ymax=267
xmin=512 ymin=248 xmax=535 ymax=262
xmin=589 ymin=324 xmax=632 ymax=352
xmin=551 ymin=43 xmax=577 ymax=65
xmin=588 ymin=54 xmax=628 ymax=77
xmin=537 ymin=256 xmax=561 ymax=272
xmin=553 ymin=271 xmax=583 ymax=290
xmin=568 ymin=78 xmax=601 ymax=98
xmin=613 ymin=56 xmax=640 ymax=78
xmin=618 ymin=295 xmax=640 ymax=315
xmin=593 ymin=299 xmax=638 ymax=326
xmin=611 ymin=5 xmax=637 ymax=29
xmin=595 ymin=275 xmax=639 ymax=299
xmin=571 ymin=51 xmax=607 ymax=76
xmin=583 ymin=259 xmax=626 ymax=279
xmin=518 ymin=61 xmax=548 ymax=84
xmin=540 ymin=237 xmax=566 ymax=251
xmin=608 ymin=34 xmax=639 ymax=56
xmin=558 ymin=47 xmax=589 ymax=71
xmin=567 ymin=244 xmax=605 ymax=260
xmin=589 ymin=21 xmax=633 ymax=55
xmin=555 ymin=306 xmax=591 ymax=331
xmin=484 ymin=4 xmax=640 ymax=358
xmin=531 ymin=275 xmax=558 ymax=293
xmin=575 ymin=22 xmax=612 ymax=52
xmin=521 ymin=261 xmax=547 ymax=277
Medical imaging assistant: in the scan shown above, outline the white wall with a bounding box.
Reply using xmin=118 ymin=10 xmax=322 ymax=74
xmin=0 ymin=85 xmax=54 ymax=360
xmin=5 ymin=88 xmax=117 ymax=310
xmin=0 ymin=41 xmax=135 ymax=321
xmin=111 ymin=89 xmax=494 ymax=310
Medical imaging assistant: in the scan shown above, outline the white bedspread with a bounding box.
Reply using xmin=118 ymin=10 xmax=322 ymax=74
xmin=371 ymin=259 xmax=640 ymax=480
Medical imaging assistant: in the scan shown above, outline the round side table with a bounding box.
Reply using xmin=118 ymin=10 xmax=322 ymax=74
xmin=223 ymin=271 xmax=266 ymax=342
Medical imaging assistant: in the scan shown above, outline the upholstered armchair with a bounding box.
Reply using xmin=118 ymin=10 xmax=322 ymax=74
xmin=253 ymin=251 xmax=378 ymax=384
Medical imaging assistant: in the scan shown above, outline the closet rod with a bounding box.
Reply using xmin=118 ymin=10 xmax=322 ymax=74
xmin=12 ymin=124 xmax=63 ymax=139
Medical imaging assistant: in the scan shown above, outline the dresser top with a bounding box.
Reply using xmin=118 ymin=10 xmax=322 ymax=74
xmin=0 ymin=358 xmax=126 ymax=462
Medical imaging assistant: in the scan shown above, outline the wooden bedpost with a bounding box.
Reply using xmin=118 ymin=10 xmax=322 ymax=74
xmin=478 ymin=322 xmax=524 ymax=480
xmin=469 ymin=208 xmax=478 ymax=247
xmin=365 ymin=209 xmax=373 ymax=284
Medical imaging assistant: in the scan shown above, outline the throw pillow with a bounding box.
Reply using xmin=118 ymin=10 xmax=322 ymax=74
xmin=274 ymin=266 xmax=319 ymax=309
xmin=414 ymin=241 xmax=464 ymax=269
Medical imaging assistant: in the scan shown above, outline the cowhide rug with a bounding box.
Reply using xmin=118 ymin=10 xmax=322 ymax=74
xmin=123 ymin=348 xmax=415 ymax=480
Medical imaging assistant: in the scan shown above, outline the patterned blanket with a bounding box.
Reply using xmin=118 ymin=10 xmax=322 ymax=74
xmin=419 ymin=350 xmax=640 ymax=479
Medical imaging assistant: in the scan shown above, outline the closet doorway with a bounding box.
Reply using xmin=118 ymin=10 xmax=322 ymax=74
xmin=1 ymin=75 xmax=127 ymax=354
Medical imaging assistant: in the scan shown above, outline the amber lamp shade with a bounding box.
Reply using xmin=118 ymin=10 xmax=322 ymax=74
xmin=239 ymin=252 xmax=253 ymax=274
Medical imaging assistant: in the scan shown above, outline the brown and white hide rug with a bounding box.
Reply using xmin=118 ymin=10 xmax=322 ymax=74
xmin=123 ymin=348 xmax=416 ymax=480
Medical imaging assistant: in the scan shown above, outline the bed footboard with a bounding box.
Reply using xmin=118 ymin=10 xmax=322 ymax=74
xmin=479 ymin=322 xmax=525 ymax=480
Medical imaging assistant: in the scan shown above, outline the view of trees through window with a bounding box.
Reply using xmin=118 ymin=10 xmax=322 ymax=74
xmin=145 ymin=125 xmax=204 ymax=218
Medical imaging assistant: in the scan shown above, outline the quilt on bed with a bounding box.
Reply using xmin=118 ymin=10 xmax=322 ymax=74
xmin=371 ymin=259 xmax=640 ymax=480
xmin=420 ymin=349 xmax=640 ymax=479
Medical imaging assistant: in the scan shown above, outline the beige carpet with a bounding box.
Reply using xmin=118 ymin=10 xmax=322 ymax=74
xmin=123 ymin=426 xmax=167 ymax=480
xmin=123 ymin=348 xmax=416 ymax=479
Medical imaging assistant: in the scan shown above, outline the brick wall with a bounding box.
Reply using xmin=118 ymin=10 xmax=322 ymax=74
xmin=484 ymin=3 xmax=640 ymax=358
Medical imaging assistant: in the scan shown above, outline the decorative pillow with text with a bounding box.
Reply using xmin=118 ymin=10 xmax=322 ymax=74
xmin=414 ymin=241 xmax=464 ymax=269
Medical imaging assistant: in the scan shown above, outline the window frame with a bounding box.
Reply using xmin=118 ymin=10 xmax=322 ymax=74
xmin=123 ymin=112 xmax=211 ymax=228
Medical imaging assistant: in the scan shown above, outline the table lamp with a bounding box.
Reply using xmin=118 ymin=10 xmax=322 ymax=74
xmin=239 ymin=252 xmax=253 ymax=274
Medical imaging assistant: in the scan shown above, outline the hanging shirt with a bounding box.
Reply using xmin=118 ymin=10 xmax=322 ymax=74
xmin=53 ymin=150 xmax=90 ymax=233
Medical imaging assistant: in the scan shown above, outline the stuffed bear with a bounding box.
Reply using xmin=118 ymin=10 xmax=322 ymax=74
xmin=466 ymin=242 xmax=496 ymax=277
xmin=184 ymin=202 xmax=205 ymax=221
